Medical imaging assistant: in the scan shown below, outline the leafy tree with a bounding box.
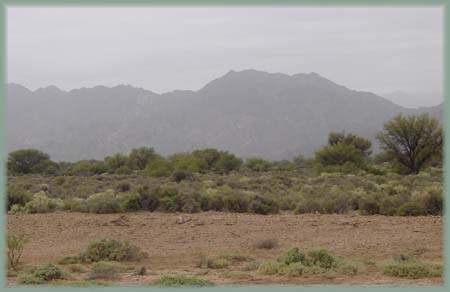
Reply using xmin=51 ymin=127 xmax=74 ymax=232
xmin=145 ymin=157 xmax=172 ymax=177
xmin=315 ymin=143 xmax=364 ymax=167
xmin=8 ymin=149 xmax=52 ymax=175
xmin=245 ymin=158 xmax=271 ymax=172
xmin=192 ymin=148 xmax=221 ymax=170
xmin=328 ymin=131 xmax=372 ymax=156
xmin=214 ymin=152 xmax=242 ymax=174
xmin=376 ymin=114 xmax=442 ymax=174
xmin=105 ymin=153 xmax=128 ymax=174
xmin=127 ymin=147 xmax=159 ymax=170
xmin=314 ymin=132 xmax=371 ymax=169
xmin=169 ymin=153 xmax=207 ymax=173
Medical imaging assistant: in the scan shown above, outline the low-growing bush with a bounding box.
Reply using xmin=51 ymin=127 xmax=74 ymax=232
xmin=397 ymin=202 xmax=424 ymax=216
xmin=7 ymin=187 xmax=32 ymax=210
xmin=257 ymin=261 xmax=282 ymax=275
xmin=7 ymin=234 xmax=28 ymax=270
xmin=24 ymin=192 xmax=64 ymax=213
xmin=88 ymin=261 xmax=132 ymax=280
xmin=383 ymin=256 xmax=440 ymax=279
xmin=19 ymin=264 xmax=68 ymax=284
xmin=86 ymin=190 xmax=122 ymax=214
xmin=79 ymin=239 xmax=145 ymax=263
xmin=255 ymin=239 xmax=278 ymax=250
xmin=154 ymin=275 xmax=214 ymax=287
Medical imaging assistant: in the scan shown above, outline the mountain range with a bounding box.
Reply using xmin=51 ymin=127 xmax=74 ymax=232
xmin=6 ymin=69 xmax=443 ymax=161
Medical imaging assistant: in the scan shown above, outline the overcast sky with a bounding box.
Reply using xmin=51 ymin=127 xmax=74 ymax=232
xmin=7 ymin=6 xmax=444 ymax=107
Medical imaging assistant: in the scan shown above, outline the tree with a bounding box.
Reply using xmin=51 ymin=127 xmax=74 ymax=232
xmin=376 ymin=114 xmax=442 ymax=174
xmin=192 ymin=148 xmax=221 ymax=170
xmin=105 ymin=153 xmax=128 ymax=174
xmin=314 ymin=132 xmax=372 ymax=169
xmin=245 ymin=158 xmax=271 ymax=172
xmin=214 ymin=152 xmax=242 ymax=174
xmin=128 ymin=147 xmax=159 ymax=170
xmin=8 ymin=149 xmax=52 ymax=175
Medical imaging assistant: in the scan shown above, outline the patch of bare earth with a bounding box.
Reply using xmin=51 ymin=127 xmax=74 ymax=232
xmin=7 ymin=212 xmax=443 ymax=286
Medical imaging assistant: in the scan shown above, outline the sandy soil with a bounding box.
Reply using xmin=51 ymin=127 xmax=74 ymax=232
xmin=7 ymin=212 xmax=443 ymax=286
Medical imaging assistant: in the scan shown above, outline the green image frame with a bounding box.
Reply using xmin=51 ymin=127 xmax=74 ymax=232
xmin=0 ymin=0 xmax=448 ymax=290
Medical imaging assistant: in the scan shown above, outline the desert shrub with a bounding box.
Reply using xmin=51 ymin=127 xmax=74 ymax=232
xmin=223 ymin=193 xmax=249 ymax=213
xmin=154 ymin=275 xmax=214 ymax=287
xmin=115 ymin=181 xmax=131 ymax=192
xmin=248 ymin=195 xmax=279 ymax=215
xmin=279 ymin=262 xmax=305 ymax=277
xmin=171 ymin=171 xmax=193 ymax=183
xmin=79 ymin=239 xmax=145 ymax=263
xmin=7 ymin=187 xmax=32 ymax=210
xmin=7 ymin=234 xmax=28 ymax=270
xmin=58 ymin=256 xmax=81 ymax=265
xmin=64 ymin=198 xmax=89 ymax=212
xmin=86 ymin=190 xmax=122 ymax=213
xmin=379 ymin=196 xmax=403 ymax=216
xmin=308 ymin=249 xmax=336 ymax=269
xmin=358 ymin=197 xmax=380 ymax=215
xmin=242 ymin=261 xmax=260 ymax=271
xmin=421 ymin=186 xmax=443 ymax=215
xmin=24 ymin=192 xmax=64 ymax=213
xmin=145 ymin=157 xmax=172 ymax=177
xmin=278 ymin=247 xmax=306 ymax=265
xmin=257 ymin=261 xmax=282 ymax=275
xmin=67 ymin=264 xmax=85 ymax=273
xmin=255 ymin=239 xmax=278 ymax=249
xmin=19 ymin=264 xmax=67 ymax=284
xmin=245 ymin=158 xmax=271 ymax=172
xmin=197 ymin=256 xmax=230 ymax=269
xmin=383 ymin=256 xmax=440 ymax=279
xmin=397 ymin=202 xmax=424 ymax=216
xmin=124 ymin=185 xmax=160 ymax=212
xmin=88 ymin=261 xmax=131 ymax=280
xmin=134 ymin=266 xmax=147 ymax=276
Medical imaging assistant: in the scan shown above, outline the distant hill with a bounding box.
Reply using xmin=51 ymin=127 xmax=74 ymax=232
xmin=6 ymin=69 xmax=443 ymax=161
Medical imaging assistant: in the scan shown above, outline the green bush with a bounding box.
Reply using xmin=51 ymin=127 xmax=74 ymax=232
xmin=24 ymin=192 xmax=64 ymax=213
xmin=397 ymin=202 xmax=424 ymax=216
xmin=257 ymin=261 xmax=282 ymax=275
xmin=359 ymin=197 xmax=380 ymax=215
xmin=278 ymin=247 xmax=306 ymax=265
xmin=383 ymin=257 xmax=440 ymax=279
xmin=79 ymin=239 xmax=145 ymax=263
xmin=308 ymin=249 xmax=336 ymax=269
xmin=7 ymin=187 xmax=32 ymax=210
xmin=249 ymin=195 xmax=279 ymax=215
xmin=19 ymin=264 xmax=67 ymax=284
xmin=86 ymin=190 xmax=122 ymax=213
xmin=88 ymin=261 xmax=132 ymax=280
xmin=421 ymin=186 xmax=443 ymax=215
xmin=154 ymin=275 xmax=214 ymax=287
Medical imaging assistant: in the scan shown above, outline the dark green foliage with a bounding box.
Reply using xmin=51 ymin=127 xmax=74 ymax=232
xmin=7 ymin=186 xmax=32 ymax=210
xmin=359 ymin=197 xmax=381 ymax=215
xmin=145 ymin=157 xmax=172 ymax=177
xmin=8 ymin=149 xmax=54 ymax=175
xmin=377 ymin=114 xmax=442 ymax=174
xmin=105 ymin=154 xmax=129 ymax=174
xmin=278 ymin=248 xmax=306 ymax=265
xmin=19 ymin=264 xmax=67 ymax=284
xmin=421 ymin=186 xmax=443 ymax=215
xmin=397 ymin=202 xmax=424 ymax=216
xmin=245 ymin=158 xmax=271 ymax=172
xmin=315 ymin=144 xmax=364 ymax=167
xmin=127 ymin=147 xmax=159 ymax=170
xmin=154 ymin=275 xmax=214 ymax=287
xmin=308 ymin=249 xmax=336 ymax=269
xmin=171 ymin=171 xmax=193 ymax=183
xmin=248 ymin=195 xmax=279 ymax=215
xmin=79 ymin=239 xmax=145 ymax=263
xmin=383 ymin=256 xmax=440 ymax=279
xmin=214 ymin=152 xmax=242 ymax=174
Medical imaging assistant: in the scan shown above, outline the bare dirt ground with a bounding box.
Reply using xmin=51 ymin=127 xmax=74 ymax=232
xmin=7 ymin=212 xmax=443 ymax=286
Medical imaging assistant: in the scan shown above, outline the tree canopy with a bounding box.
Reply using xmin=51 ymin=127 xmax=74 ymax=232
xmin=376 ymin=114 xmax=442 ymax=174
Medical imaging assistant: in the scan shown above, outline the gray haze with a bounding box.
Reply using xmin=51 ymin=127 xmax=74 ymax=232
xmin=7 ymin=6 xmax=443 ymax=107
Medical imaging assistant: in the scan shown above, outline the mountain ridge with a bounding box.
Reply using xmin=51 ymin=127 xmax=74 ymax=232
xmin=6 ymin=69 xmax=443 ymax=162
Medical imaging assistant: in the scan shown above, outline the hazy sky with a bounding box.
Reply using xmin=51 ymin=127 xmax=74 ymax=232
xmin=7 ymin=6 xmax=444 ymax=106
